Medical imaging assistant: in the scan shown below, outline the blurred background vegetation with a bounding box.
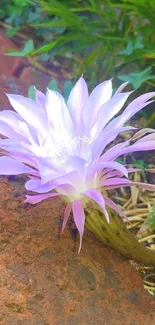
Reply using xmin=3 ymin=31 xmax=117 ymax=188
xmin=1 ymin=0 xmax=155 ymax=126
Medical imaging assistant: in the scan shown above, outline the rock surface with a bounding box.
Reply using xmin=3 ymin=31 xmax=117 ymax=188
xmin=0 ymin=177 xmax=154 ymax=325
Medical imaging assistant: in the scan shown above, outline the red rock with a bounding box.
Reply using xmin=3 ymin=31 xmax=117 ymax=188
xmin=0 ymin=177 xmax=154 ymax=324
xmin=19 ymin=66 xmax=35 ymax=85
xmin=0 ymin=75 xmax=29 ymax=109
xmin=19 ymin=67 xmax=53 ymax=92
xmin=0 ymin=32 xmax=25 ymax=77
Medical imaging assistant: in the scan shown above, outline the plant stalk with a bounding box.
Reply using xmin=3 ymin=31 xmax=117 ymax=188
xmin=85 ymin=208 xmax=155 ymax=266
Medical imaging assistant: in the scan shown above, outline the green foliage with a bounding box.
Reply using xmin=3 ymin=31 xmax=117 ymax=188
xmin=0 ymin=0 xmax=33 ymax=23
xmin=119 ymin=37 xmax=144 ymax=56
xmin=118 ymin=67 xmax=155 ymax=89
xmin=6 ymin=40 xmax=35 ymax=56
xmin=63 ymin=81 xmax=73 ymax=100
xmin=6 ymin=39 xmax=59 ymax=57
xmin=32 ymin=0 xmax=155 ymax=85
xmin=148 ymin=205 xmax=155 ymax=230
xmin=28 ymin=85 xmax=36 ymax=100
xmin=3 ymin=1 xmax=155 ymax=84
xmin=116 ymin=157 xmax=149 ymax=170
xmin=133 ymin=160 xmax=149 ymax=169
xmin=47 ymin=80 xmax=60 ymax=92
xmin=0 ymin=0 xmax=32 ymax=19
xmin=2 ymin=0 xmax=155 ymax=125
xmin=0 ymin=0 xmax=51 ymax=39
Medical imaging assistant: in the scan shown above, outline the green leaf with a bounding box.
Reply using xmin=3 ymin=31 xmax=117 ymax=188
xmin=116 ymin=157 xmax=124 ymax=164
xmin=32 ymin=41 xmax=58 ymax=55
xmin=23 ymin=39 xmax=34 ymax=54
xmin=40 ymin=0 xmax=82 ymax=27
xmin=38 ymin=53 xmax=50 ymax=61
xmin=134 ymin=159 xmax=149 ymax=169
xmin=84 ymin=45 xmax=101 ymax=65
xmin=47 ymin=80 xmax=60 ymax=92
xmin=6 ymin=28 xmax=18 ymax=38
xmin=134 ymin=36 xmax=144 ymax=49
xmin=118 ymin=67 xmax=155 ymax=89
xmin=63 ymin=80 xmax=73 ymax=100
xmin=28 ymin=85 xmax=35 ymax=101
xmin=6 ymin=50 xmax=26 ymax=57
xmin=6 ymin=39 xmax=35 ymax=57
xmin=148 ymin=205 xmax=155 ymax=230
xmin=32 ymin=18 xmax=70 ymax=28
xmin=119 ymin=37 xmax=144 ymax=56
xmin=120 ymin=41 xmax=133 ymax=55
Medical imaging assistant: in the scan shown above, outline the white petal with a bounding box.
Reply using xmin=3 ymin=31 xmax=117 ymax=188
xmin=91 ymin=92 xmax=131 ymax=138
xmin=45 ymin=89 xmax=75 ymax=142
xmin=114 ymin=81 xmax=129 ymax=95
xmin=82 ymin=79 xmax=112 ymax=133
xmin=67 ymin=76 xmax=88 ymax=134
xmin=85 ymin=189 xmax=109 ymax=223
xmin=24 ymin=192 xmax=60 ymax=204
xmin=72 ymin=199 xmax=85 ymax=253
xmin=103 ymin=196 xmax=126 ymax=218
xmin=35 ymin=88 xmax=46 ymax=107
xmin=0 ymin=110 xmax=35 ymax=144
xmin=25 ymin=179 xmax=55 ymax=193
xmin=0 ymin=156 xmax=34 ymax=175
xmin=0 ymin=139 xmax=32 ymax=155
xmin=62 ymin=203 xmax=72 ymax=232
xmin=7 ymin=94 xmax=48 ymax=142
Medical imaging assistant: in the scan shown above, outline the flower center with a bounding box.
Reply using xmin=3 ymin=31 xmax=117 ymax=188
xmin=33 ymin=135 xmax=93 ymax=163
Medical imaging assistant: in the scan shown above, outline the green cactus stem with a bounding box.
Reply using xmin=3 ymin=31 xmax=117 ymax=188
xmin=85 ymin=207 xmax=155 ymax=266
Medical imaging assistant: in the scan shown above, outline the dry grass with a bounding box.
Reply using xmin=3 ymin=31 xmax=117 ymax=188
xmin=115 ymin=168 xmax=155 ymax=296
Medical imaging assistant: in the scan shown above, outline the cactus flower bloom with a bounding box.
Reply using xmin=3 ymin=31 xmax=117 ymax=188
xmin=0 ymin=77 xmax=155 ymax=250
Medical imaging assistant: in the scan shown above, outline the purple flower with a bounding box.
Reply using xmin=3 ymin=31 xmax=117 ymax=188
xmin=0 ymin=77 xmax=155 ymax=251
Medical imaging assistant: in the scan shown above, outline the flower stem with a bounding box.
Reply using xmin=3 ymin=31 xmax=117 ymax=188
xmin=85 ymin=208 xmax=155 ymax=266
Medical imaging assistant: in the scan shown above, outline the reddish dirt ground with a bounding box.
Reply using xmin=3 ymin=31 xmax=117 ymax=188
xmin=0 ymin=31 xmax=155 ymax=325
